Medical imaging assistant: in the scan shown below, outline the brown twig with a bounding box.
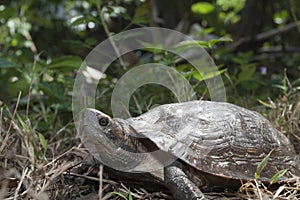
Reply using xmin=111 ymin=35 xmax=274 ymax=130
xmin=0 ymin=92 xmax=22 ymax=154
xmin=228 ymin=20 xmax=300 ymax=49
xmin=98 ymin=164 xmax=104 ymax=200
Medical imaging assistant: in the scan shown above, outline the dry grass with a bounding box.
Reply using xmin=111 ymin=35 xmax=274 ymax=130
xmin=264 ymin=91 xmax=300 ymax=154
xmin=237 ymin=177 xmax=300 ymax=200
xmin=0 ymin=98 xmax=170 ymax=199
xmin=0 ymin=91 xmax=299 ymax=199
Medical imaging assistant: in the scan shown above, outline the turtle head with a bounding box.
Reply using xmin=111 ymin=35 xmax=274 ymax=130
xmin=78 ymin=108 xmax=156 ymax=171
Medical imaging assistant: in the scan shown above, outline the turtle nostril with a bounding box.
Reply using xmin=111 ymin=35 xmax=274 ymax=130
xmin=99 ymin=117 xmax=109 ymax=126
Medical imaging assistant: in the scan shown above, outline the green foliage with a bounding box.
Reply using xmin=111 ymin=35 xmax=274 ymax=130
xmin=16 ymin=112 xmax=48 ymax=162
xmin=0 ymin=57 xmax=16 ymax=68
xmin=0 ymin=0 xmax=299 ymax=199
xmin=273 ymin=10 xmax=289 ymax=25
xmin=254 ymin=150 xmax=273 ymax=179
xmin=254 ymin=150 xmax=288 ymax=184
xmin=192 ymin=68 xmax=226 ymax=82
xmin=191 ymin=2 xmax=215 ymax=15
xmin=216 ymin=0 xmax=246 ymax=24
xmin=270 ymin=169 xmax=288 ymax=184
xmin=177 ymin=37 xmax=232 ymax=49
xmin=110 ymin=190 xmax=133 ymax=200
xmin=0 ymin=0 xmax=299 ymax=130
xmin=191 ymin=0 xmax=246 ymax=34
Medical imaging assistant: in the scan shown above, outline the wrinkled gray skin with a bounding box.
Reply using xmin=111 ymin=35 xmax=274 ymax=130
xmin=78 ymin=100 xmax=300 ymax=200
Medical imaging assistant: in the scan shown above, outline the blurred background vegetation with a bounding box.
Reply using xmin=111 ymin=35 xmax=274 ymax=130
xmin=1 ymin=0 xmax=300 ymax=143
xmin=0 ymin=0 xmax=300 ymax=199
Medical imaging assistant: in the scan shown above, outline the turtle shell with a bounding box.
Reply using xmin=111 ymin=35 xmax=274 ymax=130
xmin=127 ymin=101 xmax=300 ymax=182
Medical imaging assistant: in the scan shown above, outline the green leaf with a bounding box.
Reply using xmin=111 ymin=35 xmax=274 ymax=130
xmin=132 ymin=15 xmax=148 ymax=24
xmin=191 ymin=2 xmax=215 ymax=15
xmin=257 ymin=99 xmax=276 ymax=109
xmin=138 ymin=41 xmax=163 ymax=53
xmin=84 ymin=38 xmax=98 ymax=47
xmin=176 ymin=40 xmax=209 ymax=48
xmin=70 ymin=16 xmax=86 ymax=27
xmin=128 ymin=194 xmax=132 ymax=200
xmin=273 ymin=84 xmax=288 ymax=91
xmin=177 ymin=37 xmax=232 ymax=49
xmin=38 ymin=132 xmax=48 ymax=152
xmin=0 ymin=6 xmax=17 ymax=19
xmin=236 ymin=64 xmax=256 ymax=85
xmin=47 ymin=56 xmax=82 ymax=70
xmin=62 ymin=40 xmax=93 ymax=49
xmin=109 ymin=192 xmax=128 ymax=200
xmin=270 ymin=169 xmax=288 ymax=184
xmin=128 ymin=189 xmax=132 ymax=200
xmin=193 ymin=68 xmax=226 ymax=81
xmin=0 ymin=57 xmax=17 ymax=68
xmin=16 ymin=114 xmax=30 ymax=133
xmin=273 ymin=10 xmax=289 ymax=25
xmin=207 ymin=37 xmax=233 ymax=48
xmin=70 ymin=14 xmax=98 ymax=27
xmin=254 ymin=150 xmax=273 ymax=179
xmin=39 ymin=81 xmax=69 ymax=100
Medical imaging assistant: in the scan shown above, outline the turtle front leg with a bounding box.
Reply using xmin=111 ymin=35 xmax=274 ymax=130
xmin=164 ymin=166 xmax=205 ymax=200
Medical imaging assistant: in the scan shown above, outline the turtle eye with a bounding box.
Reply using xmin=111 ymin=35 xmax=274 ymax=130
xmin=98 ymin=117 xmax=109 ymax=126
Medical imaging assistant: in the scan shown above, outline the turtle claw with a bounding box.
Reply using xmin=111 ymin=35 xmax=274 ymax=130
xmin=164 ymin=165 xmax=205 ymax=200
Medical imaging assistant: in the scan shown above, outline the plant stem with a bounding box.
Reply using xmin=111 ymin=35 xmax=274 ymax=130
xmin=97 ymin=1 xmax=127 ymax=70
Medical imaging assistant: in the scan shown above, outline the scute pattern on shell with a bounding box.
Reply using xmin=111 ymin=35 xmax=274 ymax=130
xmin=127 ymin=100 xmax=300 ymax=181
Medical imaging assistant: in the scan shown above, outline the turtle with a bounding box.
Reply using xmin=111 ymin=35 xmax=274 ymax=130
xmin=78 ymin=100 xmax=300 ymax=200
